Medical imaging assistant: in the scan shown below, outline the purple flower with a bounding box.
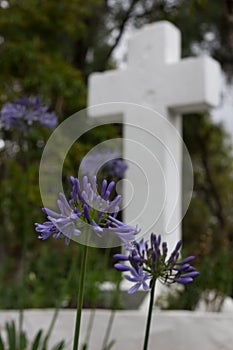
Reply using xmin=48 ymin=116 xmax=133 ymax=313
xmin=0 ymin=96 xmax=57 ymax=133
xmin=106 ymin=158 xmax=128 ymax=179
xmin=70 ymin=176 xmax=121 ymax=216
xmin=107 ymin=216 xmax=140 ymax=245
xmin=80 ymin=148 xmax=127 ymax=179
xmin=114 ymin=233 xmax=199 ymax=293
xmin=35 ymin=221 xmax=60 ymax=240
xmin=44 ymin=193 xmax=82 ymax=244
xmin=35 ymin=176 xmax=139 ymax=245
xmin=125 ymin=266 xmax=150 ymax=294
xmin=115 ymin=264 xmax=150 ymax=294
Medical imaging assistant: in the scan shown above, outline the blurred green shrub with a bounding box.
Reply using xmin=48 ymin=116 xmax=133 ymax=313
xmin=0 ymin=320 xmax=65 ymax=350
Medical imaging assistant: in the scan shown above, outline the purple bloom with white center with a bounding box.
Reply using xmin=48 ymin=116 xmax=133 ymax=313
xmin=0 ymin=96 xmax=57 ymax=134
xmin=35 ymin=175 xmax=139 ymax=245
xmin=114 ymin=233 xmax=199 ymax=293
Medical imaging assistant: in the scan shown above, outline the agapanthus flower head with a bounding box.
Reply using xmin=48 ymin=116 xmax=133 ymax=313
xmin=106 ymin=158 xmax=128 ymax=179
xmin=0 ymin=96 xmax=57 ymax=133
xmin=35 ymin=175 xmax=139 ymax=246
xmin=114 ymin=233 xmax=199 ymax=293
xmin=80 ymin=148 xmax=127 ymax=179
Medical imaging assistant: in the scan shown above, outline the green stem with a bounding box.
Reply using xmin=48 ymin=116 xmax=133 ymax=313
xmin=143 ymin=280 xmax=156 ymax=350
xmin=43 ymin=248 xmax=81 ymax=349
xmin=73 ymin=244 xmax=88 ymax=350
xmin=19 ymin=143 xmax=30 ymax=349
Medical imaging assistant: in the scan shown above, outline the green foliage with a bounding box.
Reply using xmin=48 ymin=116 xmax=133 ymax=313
xmin=157 ymin=283 xmax=201 ymax=311
xmin=198 ymin=246 xmax=232 ymax=295
xmin=0 ymin=0 xmax=98 ymax=115
xmin=158 ymin=114 xmax=233 ymax=310
xmin=0 ymin=320 xmax=65 ymax=350
xmin=183 ymin=114 xmax=233 ymax=248
xmin=181 ymin=114 xmax=233 ymax=310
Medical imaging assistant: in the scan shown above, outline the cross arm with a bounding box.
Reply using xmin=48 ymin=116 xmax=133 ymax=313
xmin=165 ymin=56 xmax=221 ymax=113
xmin=88 ymin=69 xmax=132 ymax=119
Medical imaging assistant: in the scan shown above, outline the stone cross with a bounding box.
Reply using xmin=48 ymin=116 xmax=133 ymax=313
xmin=87 ymin=21 xmax=220 ymax=251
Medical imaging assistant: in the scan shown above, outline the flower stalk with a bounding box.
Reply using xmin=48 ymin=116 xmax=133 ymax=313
xmin=73 ymin=244 xmax=88 ymax=350
xmin=143 ymin=279 xmax=156 ymax=350
xmin=114 ymin=233 xmax=199 ymax=349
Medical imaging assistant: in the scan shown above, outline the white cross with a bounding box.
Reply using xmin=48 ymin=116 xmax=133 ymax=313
xmin=87 ymin=21 xmax=220 ymax=251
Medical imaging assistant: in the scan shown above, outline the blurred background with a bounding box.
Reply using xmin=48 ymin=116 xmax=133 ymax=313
xmin=0 ymin=0 xmax=233 ymax=312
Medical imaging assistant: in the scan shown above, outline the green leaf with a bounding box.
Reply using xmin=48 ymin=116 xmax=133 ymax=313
xmin=19 ymin=331 xmax=27 ymax=350
xmin=103 ymin=340 xmax=116 ymax=350
xmin=50 ymin=340 xmax=66 ymax=350
xmin=6 ymin=321 xmax=16 ymax=350
xmin=0 ymin=334 xmax=5 ymax=350
xmin=31 ymin=330 xmax=43 ymax=350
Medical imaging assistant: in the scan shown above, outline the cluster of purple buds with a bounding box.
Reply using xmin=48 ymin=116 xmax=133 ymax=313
xmin=35 ymin=176 xmax=139 ymax=245
xmin=114 ymin=233 xmax=199 ymax=294
xmin=0 ymin=96 xmax=57 ymax=133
